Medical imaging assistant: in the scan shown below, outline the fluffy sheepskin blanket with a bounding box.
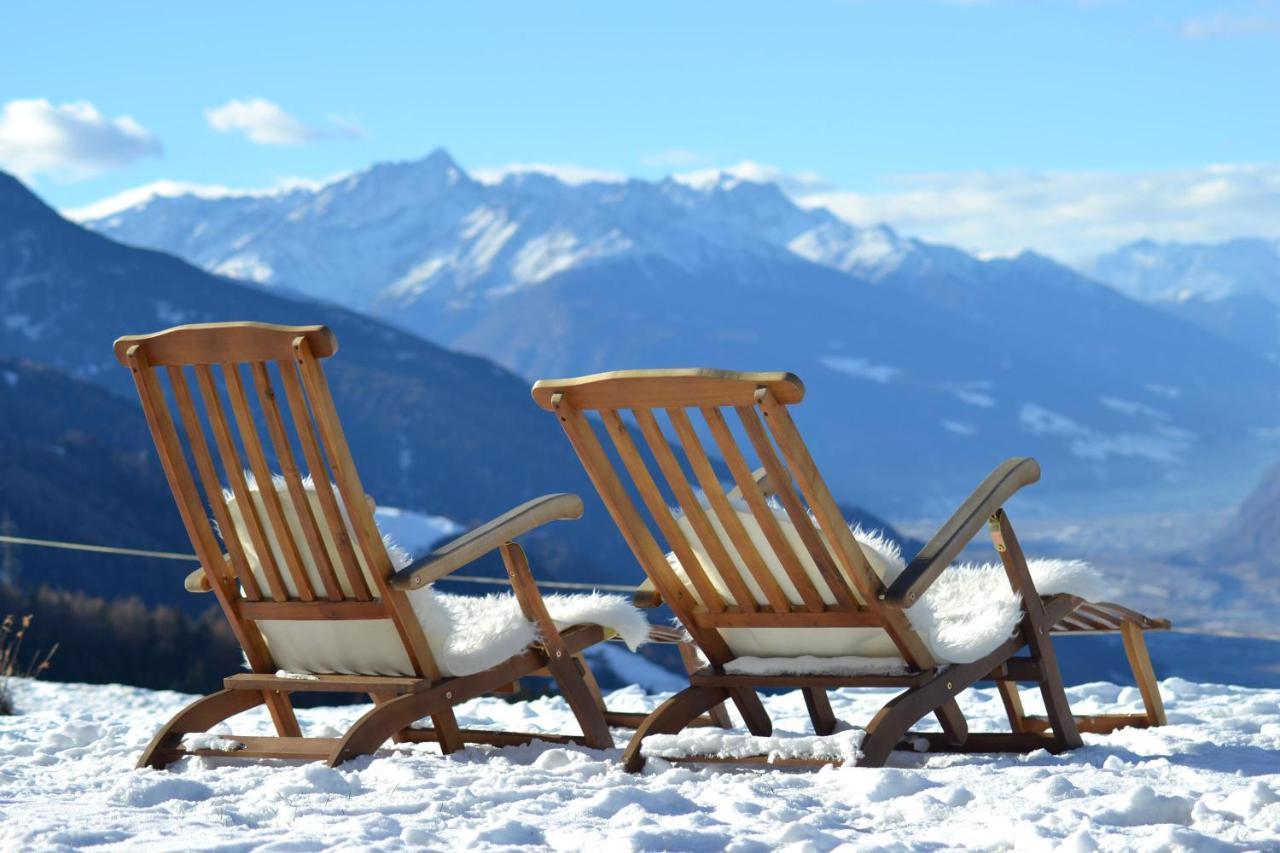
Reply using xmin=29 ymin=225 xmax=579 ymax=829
xmin=222 ymin=475 xmax=650 ymax=677
xmin=669 ymin=519 xmax=1104 ymax=668
xmin=407 ymin=588 xmax=651 ymax=676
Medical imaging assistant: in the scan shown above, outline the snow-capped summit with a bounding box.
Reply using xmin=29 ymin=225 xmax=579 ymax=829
xmin=76 ymin=152 xmax=1280 ymax=513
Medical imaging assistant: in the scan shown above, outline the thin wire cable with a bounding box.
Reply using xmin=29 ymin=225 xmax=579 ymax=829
xmin=5 ymin=533 xmax=1280 ymax=640
xmin=0 ymin=533 xmax=639 ymax=592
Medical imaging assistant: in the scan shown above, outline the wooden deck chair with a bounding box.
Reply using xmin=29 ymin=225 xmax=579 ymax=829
xmin=531 ymin=369 xmax=1169 ymax=771
xmin=115 ymin=322 xmax=647 ymax=769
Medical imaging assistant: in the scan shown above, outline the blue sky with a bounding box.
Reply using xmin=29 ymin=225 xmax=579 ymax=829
xmin=2 ymin=1 xmax=1277 ymax=259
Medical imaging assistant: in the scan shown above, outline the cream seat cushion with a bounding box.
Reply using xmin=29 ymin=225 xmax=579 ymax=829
xmin=222 ymin=476 xmax=649 ymax=677
xmin=668 ymin=502 xmax=1104 ymax=666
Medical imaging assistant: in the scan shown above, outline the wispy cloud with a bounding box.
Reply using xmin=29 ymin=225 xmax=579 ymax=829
xmin=0 ymin=99 xmax=161 ymax=181
xmin=471 ymin=162 xmax=627 ymax=185
xmin=680 ymin=161 xmax=1280 ymax=261
xmin=1177 ymin=3 xmax=1280 ymax=40
xmin=204 ymin=98 xmax=361 ymax=146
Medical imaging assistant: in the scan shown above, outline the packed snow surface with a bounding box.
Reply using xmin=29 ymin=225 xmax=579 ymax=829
xmin=1 ymin=677 xmax=1277 ymax=850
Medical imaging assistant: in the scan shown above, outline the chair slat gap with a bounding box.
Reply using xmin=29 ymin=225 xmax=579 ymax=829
xmin=700 ymin=406 xmax=825 ymax=612
xmin=665 ymin=408 xmax=792 ymax=613
xmin=194 ymin=365 xmax=290 ymax=602
xmin=250 ymin=362 xmax=345 ymax=601
xmin=127 ymin=352 xmax=273 ymax=667
xmin=599 ymin=410 xmax=727 ymax=613
xmin=632 ymin=410 xmax=758 ymax=612
xmin=755 ymin=391 xmax=934 ymax=667
xmin=550 ymin=399 xmax=733 ymax=663
xmin=222 ymin=363 xmax=315 ymax=601
xmin=275 ymin=358 xmax=372 ymax=601
xmin=754 ymin=391 xmax=883 ymax=606
xmin=291 ymin=337 xmax=442 ymax=679
xmin=162 ymin=367 xmax=263 ymax=601
xmin=735 ymin=404 xmax=861 ymax=611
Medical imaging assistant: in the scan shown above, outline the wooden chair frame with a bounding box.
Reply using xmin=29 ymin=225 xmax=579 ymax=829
xmin=531 ymin=369 xmax=1168 ymax=770
xmin=115 ymin=322 xmax=639 ymax=768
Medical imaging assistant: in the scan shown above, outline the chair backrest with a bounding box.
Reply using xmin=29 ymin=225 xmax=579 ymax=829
xmin=532 ymin=369 xmax=938 ymax=669
xmin=114 ymin=322 xmax=440 ymax=678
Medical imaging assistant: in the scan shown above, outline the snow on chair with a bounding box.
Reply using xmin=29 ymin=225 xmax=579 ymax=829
xmin=115 ymin=322 xmax=647 ymax=768
xmin=532 ymin=369 xmax=1168 ymax=770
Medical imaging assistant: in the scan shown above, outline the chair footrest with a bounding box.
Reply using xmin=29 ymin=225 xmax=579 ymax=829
xmin=159 ymin=735 xmax=342 ymax=762
xmin=1052 ymin=601 xmax=1170 ymax=634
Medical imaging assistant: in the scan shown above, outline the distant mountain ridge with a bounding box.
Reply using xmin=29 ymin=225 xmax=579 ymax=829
xmin=1090 ymin=237 xmax=1280 ymax=362
xmin=0 ymin=169 xmax=646 ymax=592
xmin=81 ymin=150 xmax=1280 ymax=515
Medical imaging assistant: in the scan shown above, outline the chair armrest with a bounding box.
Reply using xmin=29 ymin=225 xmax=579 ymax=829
xmin=881 ymin=458 xmax=1040 ymax=608
xmin=390 ymin=493 xmax=584 ymax=591
xmin=184 ymin=566 xmax=214 ymax=593
xmin=633 ymin=577 xmax=663 ymax=608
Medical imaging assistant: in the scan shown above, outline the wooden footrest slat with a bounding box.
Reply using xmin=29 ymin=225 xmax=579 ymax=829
xmin=1018 ymin=712 xmax=1154 ymax=735
xmin=161 ymin=735 xmax=343 ymax=761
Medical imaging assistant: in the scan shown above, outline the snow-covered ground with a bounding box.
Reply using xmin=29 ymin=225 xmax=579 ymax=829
xmin=1 ymin=677 xmax=1277 ymax=851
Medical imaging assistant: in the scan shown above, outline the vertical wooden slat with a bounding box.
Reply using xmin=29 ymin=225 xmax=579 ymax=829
xmin=632 ymin=410 xmax=757 ymax=612
xmin=599 ymin=410 xmax=726 ymax=613
xmin=275 ymin=358 xmax=372 ymax=601
xmin=666 ymin=408 xmax=791 ymax=613
xmin=193 ymin=364 xmax=290 ymax=602
xmin=735 ymin=405 xmax=860 ymax=611
xmin=250 ymin=362 xmax=345 ymax=601
xmin=291 ymin=337 xmax=445 ymax=682
xmin=125 ymin=347 xmax=272 ymax=670
xmin=222 ymin=363 xmax=315 ymax=601
xmin=755 ymin=390 xmax=938 ymax=667
xmin=700 ymin=406 xmax=825 ymax=613
xmin=165 ymin=366 xmax=263 ymax=601
xmin=550 ymin=396 xmax=733 ymax=663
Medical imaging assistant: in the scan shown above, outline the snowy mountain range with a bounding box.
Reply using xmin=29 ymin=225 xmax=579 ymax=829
xmin=81 ymin=149 xmax=1280 ymax=515
xmin=1090 ymin=237 xmax=1280 ymax=363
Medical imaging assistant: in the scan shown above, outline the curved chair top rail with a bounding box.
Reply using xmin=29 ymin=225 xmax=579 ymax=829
xmin=531 ymin=368 xmax=805 ymax=411
xmin=114 ymin=322 xmax=337 ymax=367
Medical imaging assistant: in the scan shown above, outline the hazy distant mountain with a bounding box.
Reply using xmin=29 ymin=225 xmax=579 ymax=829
xmin=0 ymin=170 xmax=642 ymax=591
xmin=1090 ymin=238 xmax=1280 ymax=362
xmin=80 ymin=151 xmax=1280 ymax=515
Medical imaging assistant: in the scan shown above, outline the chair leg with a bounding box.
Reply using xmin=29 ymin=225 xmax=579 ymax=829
xmin=678 ymin=642 xmax=732 ymax=728
xmin=543 ymin=650 xmax=614 ymax=750
xmin=802 ymin=688 xmax=837 ymax=736
xmin=137 ymin=689 xmax=264 ymax=769
xmin=1120 ymin=621 xmax=1167 ymax=726
xmin=622 ymin=685 xmax=732 ymax=773
xmin=330 ymin=690 xmax=455 ymax=767
xmin=728 ymin=688 xmax=772 ymax=736
xmin=263 ymin=690 xmax=302 ymax=737
xmin=996 ymin=680 xmax=1030 ymax=733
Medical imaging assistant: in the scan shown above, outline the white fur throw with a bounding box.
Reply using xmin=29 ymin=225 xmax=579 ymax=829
xmin=666 ymin=498 xmax=1105 ymax=667
xmin=220 ymin=474 xmax=650 ymax=677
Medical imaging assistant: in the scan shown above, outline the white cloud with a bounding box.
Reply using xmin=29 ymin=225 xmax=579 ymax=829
xmin=471 ymin=162 xmax=627 ymax=185
xmin=818 ymin=355 xmax=900 ymax=383
xmin=680 ymin=161 xmax=1280 ymax=262
xmin=0 ymin=99 xmax=161 ymax=181
xmin=204 ymin=98 xmax=359 ymax=146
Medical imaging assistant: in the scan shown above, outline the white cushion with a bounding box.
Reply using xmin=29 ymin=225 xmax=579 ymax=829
xmin=221 ymin=476 xmax=648 ymax=677
xmin=666 ymin=502 xmax=1104 ymax=666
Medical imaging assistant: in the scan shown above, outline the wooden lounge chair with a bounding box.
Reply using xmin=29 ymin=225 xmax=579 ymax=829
xmin=114 ymin=321 xmax=649 ymax=768
xmin=531 ymin=369 xmax=1169 ymax=770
